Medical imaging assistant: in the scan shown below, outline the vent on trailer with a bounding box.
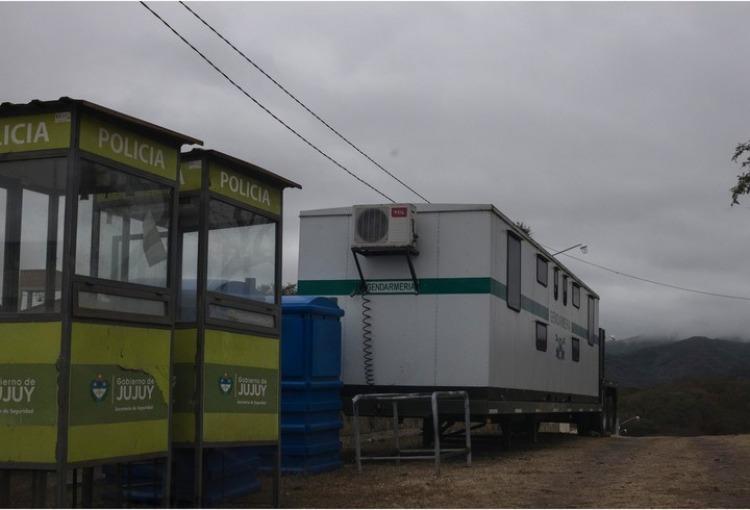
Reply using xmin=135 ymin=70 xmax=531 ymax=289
xmin=351 ymin=204 xmax=417 ymax=252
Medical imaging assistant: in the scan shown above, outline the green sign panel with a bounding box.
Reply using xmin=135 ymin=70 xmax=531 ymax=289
xmin=0 ymin=364 xmax=58 ymax=426
xmin=68 ymin=365 xmax=167 ymax=426
xmin=0 ymin=112 xmax=71 ymax=154
xmin=204 ymin=364 xmax=278 ymax=414
xmin=79 ymin=114 xmax=178 ymax=181
xmin=209 ymin=162 xmax=281 ymax=215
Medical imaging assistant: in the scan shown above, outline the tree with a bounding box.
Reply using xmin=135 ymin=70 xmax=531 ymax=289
xmin=515 ymin=221 xmax=532 ymax=237
xmin=730 ymin=141 xmax=750 ymax=204
xmin=281 ymin=282 xmax=297 ymax=295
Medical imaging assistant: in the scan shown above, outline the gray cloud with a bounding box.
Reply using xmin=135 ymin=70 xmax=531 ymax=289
xmin=2 ymin=2 xmax=749 ymax=339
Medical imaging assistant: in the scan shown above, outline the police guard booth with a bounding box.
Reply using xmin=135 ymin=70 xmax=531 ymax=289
xmin=0 ymin=98 xmax=201 ymax=507
xmin=174 ymin=149 xmax=299 ymax=506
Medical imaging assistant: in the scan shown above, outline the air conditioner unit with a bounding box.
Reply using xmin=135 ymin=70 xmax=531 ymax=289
xmin=351 ymin=204 xmax=417 ymax=252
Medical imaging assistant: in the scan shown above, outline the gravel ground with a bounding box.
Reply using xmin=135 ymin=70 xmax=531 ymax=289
xmin=277 ymin=433 xmax=750 ymax=508
xmin=6 ymin=433 xmax=750 ymax=508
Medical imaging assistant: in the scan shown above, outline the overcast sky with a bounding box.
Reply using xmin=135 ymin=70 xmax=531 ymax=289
xmin=2 ymin=1 xmax=749 ymax=340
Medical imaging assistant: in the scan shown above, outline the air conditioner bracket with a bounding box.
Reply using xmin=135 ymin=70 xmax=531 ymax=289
xmin=351 ymin=247 xmax=419 ymax=295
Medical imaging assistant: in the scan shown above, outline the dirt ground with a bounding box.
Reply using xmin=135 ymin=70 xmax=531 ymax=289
xmin=5 ymin=432 xmax=750 ymax=508
xmin=278 ymin=433 xmax=750 ymax=508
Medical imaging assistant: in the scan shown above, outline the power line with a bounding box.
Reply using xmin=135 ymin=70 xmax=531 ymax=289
xmin=178 ymin=1 xmax=431 ymax=204
xmin=547 ymin=245 xmax=750 ymax=302
xmin=139 ymin=1 xmax=395 ymax=203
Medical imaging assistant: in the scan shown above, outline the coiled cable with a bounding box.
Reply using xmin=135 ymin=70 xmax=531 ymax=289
xmin=361 ymin=293 xmax=375 ymax=385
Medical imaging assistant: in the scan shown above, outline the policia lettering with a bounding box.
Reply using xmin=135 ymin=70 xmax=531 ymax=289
xmin=0 ymin=112 xmax=71 ymax=153
xmin=219 ymin=170 xmax=272 ymax=209
xmin=96 ymin=127 xmax=165 ymax=170
xmin=0 ymin=122 xmax=50 ymax=147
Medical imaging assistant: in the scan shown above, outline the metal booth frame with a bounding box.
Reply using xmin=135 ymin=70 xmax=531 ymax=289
xmin=174 ymin=149 xmax=300 ymax=507
xmin=0 ymin=97 xmax=201 ymax=508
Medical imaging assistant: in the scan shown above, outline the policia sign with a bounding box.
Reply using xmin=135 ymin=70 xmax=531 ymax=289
xmin=174 ymin=149 xmax=299 ymax=506
xmin=0 ymin=98 xmax=202 ymax=508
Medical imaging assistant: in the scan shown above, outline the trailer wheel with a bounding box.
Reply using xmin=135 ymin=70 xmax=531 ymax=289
xmin=576 ymin=414 xmax=592 ymax=436
xmin=501 ymin=417 xmax=513 ymax=448
xmin=422 ymin=417 xmax=434 ymax=448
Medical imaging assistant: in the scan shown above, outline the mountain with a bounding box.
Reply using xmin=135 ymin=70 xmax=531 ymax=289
xmin=604 ymin=336 xmax=675 ymax=356
xmin=605 ymin=336 xmax=750 ymax=389
xmin=618 ymin=377 xmax=750 ymax=436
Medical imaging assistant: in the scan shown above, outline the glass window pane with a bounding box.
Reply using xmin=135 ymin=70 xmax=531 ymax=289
xmin=572 ymin=337 xmax=580 ymax=362
xmin=75 ymin=160 xmax=171 ymax=287
xmin=208 ymin=304 xmax=275 ymax=328
xmin=207 ymin=199 xmax=277 ymax=303
xmin=506 ymin=233 xmax=521 ymax=311
xmin=19 ymin=189 xmax=49 ymax=312
xmin=553 ymin=267 xmax=559 ymax=300
xmin=78 ymin=290 xmax=165 ymax=316
xmin=535 ymin=322 xmax=547 ymax=352
xmin=179 ymin=231 xmax=198 ymax=322
xmin=536 ymin=256 xmax=548 ymax=287
xmin=177 ymin=195 xmax=200 ymax=322
xmin=0 ymin=158 xmax=66 ymax=313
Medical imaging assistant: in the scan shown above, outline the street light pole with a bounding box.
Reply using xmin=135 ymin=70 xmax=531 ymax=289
xmin=552 ymin=243 xmax=588 ymax=257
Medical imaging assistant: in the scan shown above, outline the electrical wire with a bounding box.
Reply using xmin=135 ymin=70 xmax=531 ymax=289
xmin=139 ymin=1 xmax=395 ymax=203
xmin=546 ymin=245 xmax=750 ymax=302
xmin=143 ymin=1 xmax=748 ymax=305
xmin=178 ymin=1 xmax=431 ymax=204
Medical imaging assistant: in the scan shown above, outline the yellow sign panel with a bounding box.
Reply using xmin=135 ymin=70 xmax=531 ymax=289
xmin=67 ymin=322 xmax=171 ymax=462
xmin=209 ymin=162 xmax=281 ymax=215
xmin=0 ymin=112 xmax=71 ymax=154
xmin=79 ymin=114 xmax=178 ymax=181
xmin=0 ymin=322 xmax=61 ymax=464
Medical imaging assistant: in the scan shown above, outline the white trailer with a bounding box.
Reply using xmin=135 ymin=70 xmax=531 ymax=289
xmin=297 ymin=204 xmax=617 ymax=436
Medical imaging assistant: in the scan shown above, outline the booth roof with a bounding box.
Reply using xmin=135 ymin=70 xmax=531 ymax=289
xmin=182 ymin=148 xmax=301 ymax=190
xmin=0 ymin=97 xmax=203 ymax=146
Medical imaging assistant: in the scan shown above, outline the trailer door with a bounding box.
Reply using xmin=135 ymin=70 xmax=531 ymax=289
xmin=587 ymin=295 xmax=597 ymax=346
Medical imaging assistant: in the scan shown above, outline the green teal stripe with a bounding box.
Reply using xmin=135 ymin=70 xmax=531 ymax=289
xmin=297 ymin=279 xmax=359 ymax=295
xmin=297 ymin=277 xmax=494 ymax=296
xmin=572 ymin=323 xmax=589 ymax=338
xmin=298 ymin=278 xmax=554 ymax=321
xmin=521 ymin=296 xmax=549 ymax=321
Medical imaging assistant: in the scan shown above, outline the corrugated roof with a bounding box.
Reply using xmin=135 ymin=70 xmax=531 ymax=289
xmin=182 ymin=148 xmax=301 ymax=189
xmin=0 ymin=97 xmax=203 ymax=146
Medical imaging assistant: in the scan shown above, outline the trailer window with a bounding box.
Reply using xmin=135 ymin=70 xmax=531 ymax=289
xmin=536 ymin=255 xmax=548 ymax=287
xmin=553 ymin=267 xmax=559 ymax=300
xmin=506 ymin=232 xmax=521 ymax=311
xmin=535 ymin=322 xmax=547 ymax=352
xmin=587 ymin=295 xmax=597 ymax=346
xmin=207 ymin=199 xmax=277 ymax=303
xmin=572 ymin=283 xmax=581 ymax=308
xmin=572 ymin=337 xmax=580 ymax=362
xmin=562 ymin=275 xmax=568 ymax=306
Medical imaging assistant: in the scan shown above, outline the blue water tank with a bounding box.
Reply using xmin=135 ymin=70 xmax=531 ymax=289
xmin=279 ymin=296 xmax=344 ymax=474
